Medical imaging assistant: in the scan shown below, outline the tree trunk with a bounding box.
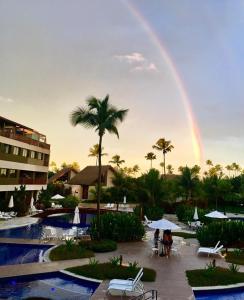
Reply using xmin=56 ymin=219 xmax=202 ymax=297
xmin=97 ymin=134 xmax=103 ymax=240
xmin=150 ymin=160 xmax=152 ymax=169
xmin=163 ymin=152 xmax=166 ymax=177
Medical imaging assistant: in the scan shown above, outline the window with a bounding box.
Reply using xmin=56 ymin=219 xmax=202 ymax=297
xmin=30 ymin=151 xmax=35 ymax=159
xmin=37 ymin=152 xmax=43 ymax=160
xmin=22 ymin=149 xmax=28 ymax=157
xmin=13 ymin=146 xmax=19 ymax=155
xmin=1 ymin=144 xmax=10 ymax=154
xmin=0 ymin=169 xmax=7 ymax=177
xmin=9 ymin=169 xmax=17 ymax=178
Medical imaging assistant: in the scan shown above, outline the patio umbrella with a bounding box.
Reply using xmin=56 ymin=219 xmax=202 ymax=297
xmin=8 ymin=196 xmax=14 ymax=208
xmin=123 ymin=196 xmax=126 ymax=204
xmin=205 ymin=210 xmax=227 ymax=219
xmin=51 ymin=194 xmax=64 ymax=200
xmin=73 ymin=206 xmax=80 ymax=238
xmin=30 ymin=197 xmax=35 ymax=210
xmin=148 ymin=219 xmax=180 ymax=230
xmin=193 ymin=207 xmax=199 ymax=220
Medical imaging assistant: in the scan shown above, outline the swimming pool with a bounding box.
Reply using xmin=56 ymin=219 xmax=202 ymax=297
xmin=194 ymin=287 xmax=244 ymax=299
xmin=0 ymin=213 xmax=94 ymax=239
xmin=0 ymin=243 xmax=51 ymax=266
xmin=0 ymin=271 xmax=99 ymax=299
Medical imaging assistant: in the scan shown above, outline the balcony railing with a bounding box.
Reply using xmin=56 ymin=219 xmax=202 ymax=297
xmin=19 ymin=178 xmax=47 ymax=185
xmin=0 ymin=129 xmax=50 ymax=150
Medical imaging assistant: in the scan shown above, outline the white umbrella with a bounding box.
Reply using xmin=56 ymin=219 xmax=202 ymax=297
xmin=193 ymin=207 xmax=199 ymax=220
xmin=73 ymin=206 xmax=80 ymax=224
xmin=148 ymin=219 xmax=180 ymax=230
xmin=30 ymin=197 xmax=35 ymax=209
xmin=123 ymin=196 xmax=126 ymax=204
xmin=51 ymin=194 xmax=64 ymax=200
xmin=205 ymin=210 xmax=227 ymax=219
xmin=8 ymin=196 xmax=14 ymax=208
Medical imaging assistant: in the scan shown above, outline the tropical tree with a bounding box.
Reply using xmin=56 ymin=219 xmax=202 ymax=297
xmin=153 ymin=138 xmax=174 ymax=176
xmin=226 ymin=165 xmax=233 ymax=177
xmin=166 ymin=164 xmax=174 ymax=175
xmin=132 ymin=164 xmax=140 ymax=176
xmin=145 ymin=152 xmax=156 ymax=169
xmin=70 ymin=161 xmax=80 ymax=172
xmin=109 ymin=154 xmax=125 ymax=168
xmin=231 ymin=162 xmax=241 ymax=177
xmin=88 ymin=144 xmax=107 ymax=166
xmin=179 ymin=166 xmax=200 ymax=201
xmin=70 ymin=95 xmax=128 ymax=239
xmin=50 ymin=161 xmax=59 ymax=173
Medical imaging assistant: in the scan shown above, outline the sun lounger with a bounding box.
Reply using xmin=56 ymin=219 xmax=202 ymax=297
xmin=197 ymin=241 xmax=223 ymax=257
xmin=143 ymin=215 xmax=152 ymax=226
xmin=109 ymin=268 xmax=143 ymax=286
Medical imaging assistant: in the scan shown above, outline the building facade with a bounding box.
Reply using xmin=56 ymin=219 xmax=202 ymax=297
xmin=0 ymin=116 xmax=50 ymax=200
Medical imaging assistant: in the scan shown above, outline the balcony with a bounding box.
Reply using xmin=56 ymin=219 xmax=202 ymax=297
xmin=19 ymin=178 xmax=47 ymax=185
xmin=0 ymin=129 xmax=50 ymax=150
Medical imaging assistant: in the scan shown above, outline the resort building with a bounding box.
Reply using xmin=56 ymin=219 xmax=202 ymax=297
xmin=69 ymin=165 xmax=116 ymax=200
xmin=0 ymin=116 xmax=50 ymax=201
xmin=48 ymin=167 xmax=78 ymax=184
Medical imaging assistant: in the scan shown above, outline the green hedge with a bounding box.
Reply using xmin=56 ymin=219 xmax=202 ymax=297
xmin=90 ymin=212 xmax=145 ymax=242
xmin=176 ymin=205 xmax=208 ymax=223
xmin=59 ymin=195 xmax=79 ymax=208
xmin=67 ymin=263 xmax=156 ymax=281
xmin=49 ymin=244 xmax=94 ymax=261
xmin=197 ymin=221 xmax=244 ymax=247
xmin=79 ymin=239 xmax=117 ymax=252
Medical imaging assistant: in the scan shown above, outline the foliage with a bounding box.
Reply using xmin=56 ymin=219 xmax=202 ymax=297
xmin=65 ymin=238 xmax=75 ymax=251
xmin=205 ymin=261 xmax=216 ymax=273
xmin=197 ymin=221 xmax=244 ymax=247
xmin=143 ymin=206 xmax=164 ymax=221
xmin=59 ymin=195 xmax=79 ymax=208
xmin=89 ymin=257 xmax=99 ymax=265
xmin=176 ymin=205 xmax=208 ymax=223
xmin=186 ymin=267 xmax=244 ymax=287
xmin=109 ymin=256 xmax=121 ymax=266
xmin=225 ymin=250 xmax=244 ymax=265
xmin=128 ymin=261 xmax=139 ymax=272
xmin=79 ymin=239 xmax=117 ymax=252
xmin=172 ymin=232 xmax=197 ymax=239
xmin=49 ymin=244 xmax=94 ymax=261
xmin=228 ymin=263 xmax=240 ymax=273
xmin=67 ymin=263 xmax=156 ymax=281
xmin=13 ymin=185 xmax=29 ymax=216
xmin=90 ymin=212 xmax=145 ymax=242
xmin=178 ymin=166 xmax=200 ymax=201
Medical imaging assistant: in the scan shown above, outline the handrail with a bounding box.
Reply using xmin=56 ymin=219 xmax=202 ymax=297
xmin=130 ymin=289 xmax=158 ymax=300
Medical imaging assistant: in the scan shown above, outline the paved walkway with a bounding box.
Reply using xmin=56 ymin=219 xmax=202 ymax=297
xmin=0 ymin=216 xmax=39 ymax=230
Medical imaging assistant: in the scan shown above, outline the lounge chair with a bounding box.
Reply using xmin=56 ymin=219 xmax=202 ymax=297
xmin=197 ymin=241 xmax=223 ymax=257
xmin=143 ymin=215 xmax=152 ymax=226
xmin=109 ymin=268 xmax=143 ymax=286
xmin=107 ymin=269 xmax=144 ymax=297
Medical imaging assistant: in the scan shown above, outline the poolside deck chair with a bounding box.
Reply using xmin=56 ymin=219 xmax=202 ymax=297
xmin=143 ymin=215 xmax=152 ymax=226
xmin=197 ymin=241 xmax=223 ymax=257
xmin=107 ymin=269 xmax=144 ymax=297
xmin=109 ymin=268 xmax=143 ymax=286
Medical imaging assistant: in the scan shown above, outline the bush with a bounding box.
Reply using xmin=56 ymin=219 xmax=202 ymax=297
xmin=60 ymin=195 xmax=79 ymax=208
xmin=79 ymin=239 xmax=117 ymax=252
xmin=49 ymin=244 xmax=94 ymax=261
xmin=90 ymin=212 xmax=145 ymax=242
xmin=67 ymin=263 xmax=156 ymax=281
xmin=197 ymin=221 xmax=244 ymax=247
xmin=176 ymin=205 xmax=208 ymax=223
xmin=144 ymin=206 xmax=164 ymax=221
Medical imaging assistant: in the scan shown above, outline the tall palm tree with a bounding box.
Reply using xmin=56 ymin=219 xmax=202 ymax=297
xmin=132 ymin=164 xmax=140 ymax=175
xmin=159 ymin=162 xmax=164 ymax=174
xmin=109 ymin=154 xmax=125 ymax=168
xmin=206 ymin=159 xmax=213 ymax=175
xmin=166 ymin=164 xmax=174 ymax=175
xmin=231 ymin=162 xmax=241 ymax=177
xmin=70 ymin=95 xmax=128 ymax=239
xmin=225 ymin=165 xmax=232 ymax=177
xmin=145 ymin=152 xmax=156 ymax=169
xmin=153 ymin=138 xmax=174 ymax=176
xmin=88 ymin=144 xmax=107 ymax=166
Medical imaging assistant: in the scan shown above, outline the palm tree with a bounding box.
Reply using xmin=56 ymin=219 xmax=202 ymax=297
xmin=145 ymin=152 xmax=156 ymax=169
xmin=88 ymin=144 xmax=107 ymax=166
xmin=225 ymin=165 xmax=232 ymax=177
xmin=70 ymin=95 xmax=128 ymax=239
xmin=166 ymin=164 xmax=174 ymax=175
xmin=132 ymin=164 xmax=140 ymax=175
xmin=231 ymin=162 xmax=241 ymax=177
xmin=159 ymin=162 xmax=164 ymax=174
xmin=109 ymin=154 xmax=125 ymax=168
xmin=153 ymin=138 xmax=174 ymax=176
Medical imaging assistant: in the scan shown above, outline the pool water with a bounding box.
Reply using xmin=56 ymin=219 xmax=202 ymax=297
xmin=194 ymin=288 xmax=244 ymax=299
xmin=0 ymin=243 xmax=51 ymax=266
xmin=0 ymin=213 xmax=94 ymax=239
xmin=0 ymin=272 xmax=99 ymax=299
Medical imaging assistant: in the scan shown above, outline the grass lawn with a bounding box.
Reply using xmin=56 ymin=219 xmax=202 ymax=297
xmin=67 ymin=263 xmax=156 ymax=282
xmin=173 ymin=232 xmax=197 ymax=239
xmin=225 ymin=251 xmax=244 ymax=265
xmin=186 ymin=267 xmax=244 ymax=287
xmin=49 ymin=244 xmax=94 ymax=261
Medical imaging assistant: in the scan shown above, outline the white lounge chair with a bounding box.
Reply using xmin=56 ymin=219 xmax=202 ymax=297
xmin=197 ymin=241 xmax=223 ymax=257
xmin=109 ymin=268 xmax=143 ymax=286
xmin=107 ymin=269 xmax=144 ymax=297
xmin=143 ymin=215 xmax=152 ymax=226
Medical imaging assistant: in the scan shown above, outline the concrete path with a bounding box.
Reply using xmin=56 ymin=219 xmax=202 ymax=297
xmin=0 ymin=216 xmax=39 ymax=230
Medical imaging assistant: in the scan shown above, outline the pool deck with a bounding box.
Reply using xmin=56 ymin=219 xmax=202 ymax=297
xmin=0 ymin=216 xmax=39 ymax=230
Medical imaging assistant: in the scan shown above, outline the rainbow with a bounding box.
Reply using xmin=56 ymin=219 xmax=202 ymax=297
xmin=124 ymin=0 xmax=203 ymax=165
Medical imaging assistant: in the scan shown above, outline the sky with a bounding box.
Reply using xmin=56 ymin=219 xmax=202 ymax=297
xmin=0 ymin=0 xmax=244 ymax=173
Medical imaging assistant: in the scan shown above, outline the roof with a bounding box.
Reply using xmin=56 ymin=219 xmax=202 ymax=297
xmin=69 ymin=165 xmax=115 ymax=185
xmin=48 ymin=167 xmax=79 ymax=184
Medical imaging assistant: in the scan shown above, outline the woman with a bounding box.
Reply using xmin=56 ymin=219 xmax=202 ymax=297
xmin=162 ymin=230 xmax=173 ymax=257
xmin=154 ymin=229 xmax=160 ymax=248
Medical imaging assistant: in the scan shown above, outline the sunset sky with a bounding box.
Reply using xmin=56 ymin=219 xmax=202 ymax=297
xmin=0 ymin=0 xmax=244 ymax=173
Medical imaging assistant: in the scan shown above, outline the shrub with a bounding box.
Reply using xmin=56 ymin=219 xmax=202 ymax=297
xmin=143 ymin=206 xmax=164 ymax=221
xmin=228 ymin=263 xmax=240 ymax=273
xmin=89 ymin=258 xmax=99 ymax=265
xmin=79 ymin=239 xmax=117 ymax=252
xmin=49 ymin=244 xmax=94 ymax=261
xmin=197 ymin=221 xmax=244 ymax=247
xmin=176 ymin=205 xmax=208 ymax=223
xmin=67 ymin=263 xmax=156 ymax=282
xmin=109 ymin=256 xmax=121 ymax=266
xmin=90 ymin=212 xmax=145 ymax=242
xmin=60 ymin=195 xmax=79 ymax=208
xmin=128 ymin=261 xmax=139 ymax=272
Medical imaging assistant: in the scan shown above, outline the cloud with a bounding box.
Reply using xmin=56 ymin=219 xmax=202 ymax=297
xmin=0 ymin=96 xmax=14 ymax=103
xmin=114 ymin=52 xmax=158 ymax=73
